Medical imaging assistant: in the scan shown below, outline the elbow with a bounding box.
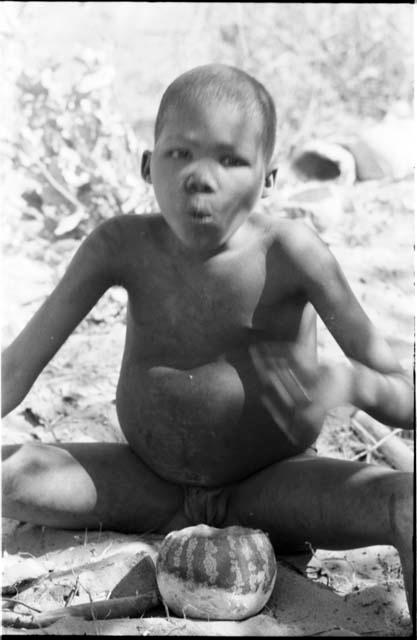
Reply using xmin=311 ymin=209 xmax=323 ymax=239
xmin=1 ymin=352 xmax=33 ymax=418
xmin=1 ymin=375 xmax=30 ymax=418
xmin=353 ymin=366 xmax=415 ymax=430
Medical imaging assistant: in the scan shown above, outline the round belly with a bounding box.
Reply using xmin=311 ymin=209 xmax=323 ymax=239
xmin=116 ymin=358 xmax=282 ymax=486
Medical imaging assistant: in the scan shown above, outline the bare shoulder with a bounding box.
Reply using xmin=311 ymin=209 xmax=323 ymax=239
xmin=87 ymin=212 xmax=167 ymax=261
xmin=81 ymin=213 xmax=164 ymax=285
xmin=265 ymin=216 xmax=338 ymax=284
xmin=91 ymin=213 xmax=162 ymax=249
xmin=251 ymin=211 xmax=319 ymax=247
xmin=266 ymin=216 xmax=323 ymax=251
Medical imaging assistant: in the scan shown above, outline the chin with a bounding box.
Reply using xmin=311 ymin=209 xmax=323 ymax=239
xmin=179 ymin=229 xmax=225 ymax=255
xmin=186 ymin=240 xmax=223 ymax=257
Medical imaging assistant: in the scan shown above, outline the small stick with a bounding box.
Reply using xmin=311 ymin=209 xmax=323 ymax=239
xmin=1 ymin=592 xmax=159 ymax=629
xmin=350 ymin=428 xmax=402 ymax=461
xmin=2 ymin=598 xmax=42 ymax=613
xmin=350 ymin=417 xmax=378 ymax=444
xmin=64 ymin=574 xmax=80 ymax=607
xmin=310 ymin=627 xmax=360 ymax=636
xmin=351 ymin=411 xmax=413 ymax=471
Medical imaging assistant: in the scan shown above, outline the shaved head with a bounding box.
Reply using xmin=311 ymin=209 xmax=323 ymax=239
xmin=154 ymin=64 xmax=277 ymax=163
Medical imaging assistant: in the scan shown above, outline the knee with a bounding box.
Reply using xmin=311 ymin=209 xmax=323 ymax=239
xmin=2 ymin=442 xmax=53 ymax=497
xmin=395 ymin=470 xmax=413 ymax=500
xmin=390 ymin=471 xmax=413 ymax=500
xmin=384 ymin=471 xmax=413 ymax=543
xmin=368 ymin=468 xmax=413 ymax=503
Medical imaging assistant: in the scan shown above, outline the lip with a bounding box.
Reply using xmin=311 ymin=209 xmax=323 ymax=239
xmin=187 ymin=207 xmax=215 ymax=224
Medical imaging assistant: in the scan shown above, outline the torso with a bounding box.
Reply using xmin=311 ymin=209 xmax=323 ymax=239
xmin=114 ymin=213 xmax=317 ymax=486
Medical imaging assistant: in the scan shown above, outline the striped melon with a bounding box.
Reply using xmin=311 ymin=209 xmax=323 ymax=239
xmin=156 ymin=524 xmax=277 ymax=620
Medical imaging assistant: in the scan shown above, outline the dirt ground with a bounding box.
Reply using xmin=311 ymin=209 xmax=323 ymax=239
xmin=1 ymin=522 xmax=411 ymax=636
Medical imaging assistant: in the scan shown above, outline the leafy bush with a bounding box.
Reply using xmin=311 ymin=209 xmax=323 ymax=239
xmin=12 ymin=49 xmax=156 ymax=239
xmin=212 ymin=3 xmax=413 ymax=152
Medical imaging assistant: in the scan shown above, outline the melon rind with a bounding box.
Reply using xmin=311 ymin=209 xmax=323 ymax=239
xmin=157 ymin=568 xmax=276 ymax=620
xmin=156 ymin=524 xmax=277 ymax=620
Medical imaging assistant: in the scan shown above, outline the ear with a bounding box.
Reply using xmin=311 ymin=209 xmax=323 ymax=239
xmin=261 ymin=167 xmax=278 ymax=198
xmin=141 ymin=150 xmax=153 ymax=184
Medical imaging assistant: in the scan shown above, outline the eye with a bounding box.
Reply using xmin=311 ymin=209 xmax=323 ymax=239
xmin=167 ymin=149 xmax=190 ymax=160
xmin=221 ymin=155 xmax=247 ymax=168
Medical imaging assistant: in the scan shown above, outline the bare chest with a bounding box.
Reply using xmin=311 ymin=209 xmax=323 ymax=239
xmin=127 ymin=251 xmax=267 ymax=359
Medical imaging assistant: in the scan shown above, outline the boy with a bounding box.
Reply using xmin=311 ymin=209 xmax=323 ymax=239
xmin=2 ymin=64 xmax=414 ymax=616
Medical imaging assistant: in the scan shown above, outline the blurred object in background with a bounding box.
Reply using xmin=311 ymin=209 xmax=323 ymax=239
xmin=337 ymin=111 xmax=415 ymax=182
xmin=291 ymin=142 xmax=356 ymax=186
xmin=291 ymin=102 xmax=414 ymax=185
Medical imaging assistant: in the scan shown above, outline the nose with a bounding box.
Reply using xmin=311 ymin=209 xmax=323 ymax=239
xmin=183 ymin=170 xmax=215 ymax=195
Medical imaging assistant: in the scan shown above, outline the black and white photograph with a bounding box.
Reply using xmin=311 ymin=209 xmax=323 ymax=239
xmin=1 ymin=2 xmax=414 ymax=635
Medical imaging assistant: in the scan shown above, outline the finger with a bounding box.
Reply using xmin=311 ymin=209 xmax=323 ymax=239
xmin=252 ymin=346 xmax=306 ymax=410
xmin=267 ymin=342 xmax=317 ymax=386
xmin=249 ymin=344 xmax=274 ymax=384
xmin=265 ymin=357 xmax=311 ymax=409
xmin=259 ymin=340 xmax=293 ymax=363
xmin=267 ymin=366 xmax=296 ymax=409
xmin=261 ymin=394 xmax=298 ymax=445
xmin=272 ymin=360 xmax=313 ymax=406
xmin=250 ymin=343 xmax=292 ymax=384
xmin=287 ymin=366 xmax=313 ymax=403
xmin=251 ymin=344 xmax=312 ymax=409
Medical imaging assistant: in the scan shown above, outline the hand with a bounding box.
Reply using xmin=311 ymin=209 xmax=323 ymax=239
xmin=250 ymin=342 xmax=353 ymax=445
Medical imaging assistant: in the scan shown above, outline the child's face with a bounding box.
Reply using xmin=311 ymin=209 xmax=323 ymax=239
xmin=147 ymin=99 xmax=271 ymax=255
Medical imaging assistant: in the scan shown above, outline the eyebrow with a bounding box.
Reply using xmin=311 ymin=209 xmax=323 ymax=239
xmin=212 ymin=143 xmax=241 ymax=152
xmin=162 ymin=134 xmax=196 ymax=145
xmin=162 ymin=135 xmax=248 ymax=155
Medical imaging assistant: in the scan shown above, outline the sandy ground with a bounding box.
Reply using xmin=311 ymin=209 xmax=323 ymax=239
xmin=1 ymin=520 xmax=412 ymax=636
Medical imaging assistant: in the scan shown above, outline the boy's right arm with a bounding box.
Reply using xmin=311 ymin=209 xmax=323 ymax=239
xmin=2 ymin=219 xmax=125 ymax=417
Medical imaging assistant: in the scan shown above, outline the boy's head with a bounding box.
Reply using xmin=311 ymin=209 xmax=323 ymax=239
xmin=142 ymin=64 xmax=278 ymax=256
xmin=154 ymin=64 xmax=277 ymax=165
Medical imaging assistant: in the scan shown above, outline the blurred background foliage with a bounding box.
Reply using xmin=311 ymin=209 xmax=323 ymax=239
xmin=1 ymin=1 xmax=413 ymax=239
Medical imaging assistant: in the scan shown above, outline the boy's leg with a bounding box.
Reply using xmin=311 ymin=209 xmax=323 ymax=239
xmin=224 ymin=455 xmax=413 ymax=613
xmin=2 ymin=442 xmax=184 ymax=534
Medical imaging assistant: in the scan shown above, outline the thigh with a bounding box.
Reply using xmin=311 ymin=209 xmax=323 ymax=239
xmin=2 ymin=442 xmax=183 ymax=534
xmin=224 ymin=453 xmax=399 ymax=553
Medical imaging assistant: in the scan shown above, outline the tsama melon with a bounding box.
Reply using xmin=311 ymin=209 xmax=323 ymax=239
xmin=156 ymin=524 xmax=277 ymax=620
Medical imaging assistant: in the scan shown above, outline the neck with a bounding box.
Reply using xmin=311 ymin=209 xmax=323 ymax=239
xmin=165 ymin=223 xmax=252 ymax=264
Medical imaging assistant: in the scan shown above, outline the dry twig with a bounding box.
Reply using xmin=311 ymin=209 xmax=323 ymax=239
xmin=350 ymin=427 xmax=402 ymax=461
xmin=2 ymin=597 xmax=41 ymax=613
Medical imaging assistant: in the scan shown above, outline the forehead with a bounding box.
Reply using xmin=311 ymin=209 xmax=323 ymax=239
xmin=158 ymin=98 xmax=264 ymax=151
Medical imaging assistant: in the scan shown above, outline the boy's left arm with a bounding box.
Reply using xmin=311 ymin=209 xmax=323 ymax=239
xmin=254 ymin=223 xmax=414 ymax=433
xmin=294 ymin=225 xmax=414 ymax=430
